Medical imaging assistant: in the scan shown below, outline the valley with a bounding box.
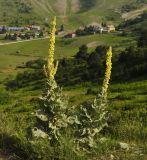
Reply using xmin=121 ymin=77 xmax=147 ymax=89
xmin=0 ymin=0 xmax=147 ymax=160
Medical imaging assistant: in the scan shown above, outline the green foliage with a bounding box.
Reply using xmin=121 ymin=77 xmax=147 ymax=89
xmin=75 ymin=96 xmax=108 ymax=151
xmin=0 ymin=90 xmax=12 ymax=105
xmin=114 ymin=45 xmax=147 ymax=79
xmin=86 ymin=88 xmax=98 ymax=95
xmin=32 ymin=80 xmax=75 ymax=143
xmin=30 ymin=41 xmax=110 ymax=154
xmin=1 ymin=79 xmax=147 ymax=159
xmin=0 ymin=10 xmax=147 ymax=158
xmin=121 ymin=4 xmax=138 ymax=13
xmin=138 ymin=28 xmax=147 ymax=47
xmin=118 ymin=11 xmax=147 ymax=31
xmin=25 ymin=59 xmax=46 ymax=69
xmin=5 ymin=41 xmax=147 ymax=91
xmin=5 ymin=70 xmax=44 ymax=90
xmin=79 ymin=0 xmax=97 ymax=12
xmin=75 ymin=45 xmax=89 ymax=60
xmin=0 ymin=0 xmax=143 ymax=27
xmin=18 ymin=2 xmax=32 ymax=13
xmin=87 ymin=45 xmax=107 ymax=69
xmin=75 ymin=25 xmax=101 ymax=36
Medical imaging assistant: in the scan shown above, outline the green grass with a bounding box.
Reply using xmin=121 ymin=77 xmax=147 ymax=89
xmin=0 ymin=75 xmax=147 ymax=159
xmin=0 ymin=31 xmax=146 ymax=159
xmin=0 ymin=33 xmax=135 ymax=69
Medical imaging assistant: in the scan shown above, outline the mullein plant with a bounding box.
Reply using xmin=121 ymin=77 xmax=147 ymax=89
xmin=75 ymin=47 xmax=112 ymax=151
xmin=32 ymin=16 xmax=113 ymax=154
xmin=32 ymin=17 xmax=74 ymax=143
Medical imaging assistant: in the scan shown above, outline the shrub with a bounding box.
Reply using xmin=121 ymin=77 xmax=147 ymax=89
xmin=0 ymin=90 xmax=12 ymax=105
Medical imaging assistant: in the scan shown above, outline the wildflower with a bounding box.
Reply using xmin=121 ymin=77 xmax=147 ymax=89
xmin=33 ymin=17 xmax=71 ymax=142
xmin=44 ymin=16 xmax=58 ymax=81
xmin=75 ymin=47 xmax=113 ymax=151
xmin=101 ymin=46 xmax=112 ymax=99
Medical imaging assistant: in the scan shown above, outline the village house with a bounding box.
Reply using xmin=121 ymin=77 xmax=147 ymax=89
xmin=5 ymin=31 xmax=41 ymax=41
xmin=0 ymin=25 xmax=41 ymax=32
xmin=107 ymin=24 xmax=115 ymax=32
xmin=64 ymin=32 xmax=76 ymax=38
xmin=75 ymin=23 xmax=104 ymax=36
xmin=29 ymin=25 xmax=41 ymax=31
xmin=7 ymin=27 xmax=25 ymax=31
xmin=0 ymin=26 xmax=29 ymax=31
xmin=0 ymin=26 xmax=26 ymax=31
xmin=103 ymin=25 xmax=115 ymax=33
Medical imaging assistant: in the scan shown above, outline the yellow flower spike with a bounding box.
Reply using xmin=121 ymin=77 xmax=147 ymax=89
xmin=101 ymin=46 xmax=112 ymax=99
xmin=45 ymin=16 xmax=58 ymax=81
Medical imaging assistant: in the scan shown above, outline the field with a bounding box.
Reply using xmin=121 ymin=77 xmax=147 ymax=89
xmin=0 ymin=30 xmax=147 ymax=159
xmin=0 ymin=74 xmax=147 ymax=159
xmin=0 ymin=33 xmax=135 ymax=68
xmin=0 ymin=0 xmax=147 ymax=158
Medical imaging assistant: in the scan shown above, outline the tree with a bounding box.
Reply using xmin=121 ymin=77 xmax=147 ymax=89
xmin=60 ymin=24 xmax=64 ymax=31
xmin=87 ymin=45 xmax=107 ymax=68
xmin=75 ymin=45 xmax=88 ymax=60
xmin=5 ymin=34 xmax=9 ymax=40
xmin=138 ymin=29 xmax=147 ymax=47
xmin=75 ymin=29 xmax=86 ymax=36
xmin=12 ymin=33 xmax=17 ymax=40
xmin=39 ymin=31 xmax=44 ymax=37
xmin=25 ymin=32 xmax=30 ymax=39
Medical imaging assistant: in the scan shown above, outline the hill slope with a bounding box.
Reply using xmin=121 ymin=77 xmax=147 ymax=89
xmin=0 ymin=0 xmax=146 ymax=28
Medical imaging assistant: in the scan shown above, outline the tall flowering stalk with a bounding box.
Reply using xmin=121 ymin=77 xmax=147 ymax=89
xmin=44 ymin=16 xmax=58 ymax=81
xmin=75 ymin=47 xmax=113 ymax=151
xmin=101 ymin=46 xmax=112 ymax=99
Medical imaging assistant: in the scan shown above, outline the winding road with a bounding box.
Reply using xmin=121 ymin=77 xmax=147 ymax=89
xmin=0 ymin=37 xmax=49 ymax=46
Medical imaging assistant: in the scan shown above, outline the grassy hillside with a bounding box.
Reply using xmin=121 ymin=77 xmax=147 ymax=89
xmin=0 ymin=1 xmax=147 ymax=159
xmin=0 ymin=34 xmax=135 ymax=70
xmin=0 ymin=33 xmax=147 ymax=159
xmin=0 ymin=0 xmax=144 ymax=28
xmin=122 ymin=4 xmax=147 ymax=20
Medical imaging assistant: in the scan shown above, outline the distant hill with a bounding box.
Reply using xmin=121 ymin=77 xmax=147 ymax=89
xmin=0 ymin=0 xmax=147 ymax=28
xmin=119 ymin=11 xmax=147 ymax=34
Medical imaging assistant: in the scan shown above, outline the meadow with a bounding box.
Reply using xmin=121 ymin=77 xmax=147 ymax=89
xmin=0 ymin=33 xmax=135 ymax=68
xmin=0 ymin=29 xmax=147 ymax=160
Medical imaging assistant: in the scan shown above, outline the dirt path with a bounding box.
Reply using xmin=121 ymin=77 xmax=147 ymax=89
xmin=122 ymin=4 xmax=147 ymax=20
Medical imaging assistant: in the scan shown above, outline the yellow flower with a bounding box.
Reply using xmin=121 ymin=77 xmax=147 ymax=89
xmin=101 ymin=46 xmax=112 ymax=99
xmin=44 ymin=16 xmax=58 ymax=81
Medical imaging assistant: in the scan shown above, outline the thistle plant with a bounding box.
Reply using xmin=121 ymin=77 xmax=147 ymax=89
xmin=32 ymin=17 xmax=72 ymax=143
xmin=75 ymin=47 xmax=113 ymax=151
